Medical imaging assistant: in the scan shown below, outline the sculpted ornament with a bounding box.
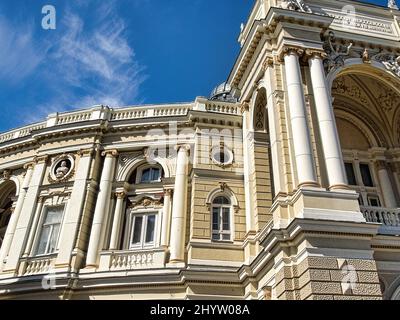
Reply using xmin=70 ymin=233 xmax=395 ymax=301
xmin=323 ymin=32 xmax=353 ymax=73
xmin=49 ymin=154 xmax=75 ymax=183
xmin=372 ymin=53 xmax=400 ymax=78
xmin=282 ymin=0 xmax=312 ymax=13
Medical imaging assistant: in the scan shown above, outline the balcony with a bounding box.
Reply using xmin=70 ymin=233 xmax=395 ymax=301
xmin=20 ymin=254 xmax=57 ymax=276
xmin=361 ymin=206 xmax=400 ymax=235
xmin=98 ymin=249 xmax=167 ymax=272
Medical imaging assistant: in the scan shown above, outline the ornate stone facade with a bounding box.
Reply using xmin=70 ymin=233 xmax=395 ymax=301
xmin=0 ymin=0 xmax=400 ymax=300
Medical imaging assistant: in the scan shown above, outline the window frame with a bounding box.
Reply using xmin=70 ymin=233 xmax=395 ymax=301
xmin=33 ymin=205 xmax=65 ymax=256
xmin=135 ymin=165 xmax=163 ymax=184
xmin=342 ymin=153 xmax=383 ymax=208
xmin=124 ymin=209 xmax=160 ymax=250
xmin=211 ymin=196 xmax=233 ymax=242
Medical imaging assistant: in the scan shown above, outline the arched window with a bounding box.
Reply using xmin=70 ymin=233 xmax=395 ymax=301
xmin=128 ymin=165 xmax=163 ymax=184
xmin=140 ymin=167 xmax=161 ymax=183
xmin=211 ymin=196 xmax=231 ymax=241
xmin=0 ymin=181 xmax=16 ymax=249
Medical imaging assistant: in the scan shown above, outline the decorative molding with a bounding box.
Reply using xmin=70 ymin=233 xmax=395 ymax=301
xmin=240 ymin=102 xmax=250 ymax=114
xmin=210 ymin=142 xmax=234 ymax=168
xmin=128 ymin=194 xmax=163 ymax=208
xmin=34 ymin=155 xmax=48 ymax=165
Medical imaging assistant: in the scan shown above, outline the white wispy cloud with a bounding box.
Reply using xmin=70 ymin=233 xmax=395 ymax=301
xmin=0 ymin=1 xmax=146 ymax=124
xmin=0 ymin=16 xmax=45 ymax=84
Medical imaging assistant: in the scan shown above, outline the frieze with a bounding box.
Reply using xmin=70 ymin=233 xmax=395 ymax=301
xmin=327 ymin=11 xmax=394 ymax=35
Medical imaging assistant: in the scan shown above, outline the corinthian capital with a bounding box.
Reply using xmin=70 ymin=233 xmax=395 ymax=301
xmin=278 ymin=46 xmax=305 ymax=62
xmin=304 ymin=49 xmax=328 ymax=60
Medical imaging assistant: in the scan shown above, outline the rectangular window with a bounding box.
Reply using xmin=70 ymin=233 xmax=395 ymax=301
xmin=368 ymin=196 xmax=381 ymax=207
xmin=212 ymin=205 xmax=231 ymax=242
xmin=360 ymin=163 xmax=374 ymax=187
xmin=345 ymin=163 xmax=357 ymax=186
xmin=36 ymin=206 xmax=64 ymax=255
xmin=129 ymin=213 xmax=156 ymax=249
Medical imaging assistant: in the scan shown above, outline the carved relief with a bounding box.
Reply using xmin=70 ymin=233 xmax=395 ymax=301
xmin=282 ymin=0 xmax=312 ymax=13
xmin=48 ymin=154 xmax=75 ymax=184
xmin=332 ymin=78 xmax=368 ymax=104
xmin=323 ymin=32 xmax=353 ymax=73
xmin=372 ymin=53 xmax=400 ymax=78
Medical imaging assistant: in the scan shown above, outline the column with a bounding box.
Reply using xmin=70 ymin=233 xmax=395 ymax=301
xmin=0 ymin=163 xmax=34 ymax=270
xmin=55 ymin=149 xmax=94 ymax=266
xmin=390 ymin=162 xmax=400 ymax=202
xmin=169 ymin=145 xmax=190 ymax=264
xmin=23 ymin=197 xmax=44 ymax=256
xmin=4 ymin=156 xmax=48 ymax=273
xmin=160 ymin=189 xmax=173 ymax=248
xmin=86 ymin=150 xmax=118 ymax=267
xmin=283 ymin=48 xmax=318 ymax=187
xmin=376 ymin=161 xmax=397 ymax=208
xmin=109 ymin=190 xmax=127 ymax=251
xmin=242 ymin=103 xmax=256 ymax=233
xmin=264 ymin=57 xmax=286 ymax=195
xmin=308 ymin=51 xmax=348 ymax=190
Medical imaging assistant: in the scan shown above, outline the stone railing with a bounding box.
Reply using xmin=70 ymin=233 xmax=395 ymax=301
xmin=22 ymin=255 xmax=56 ymax=276
xmin=205 ymin=102 xmax=241 ymax=115
xmin=0 ymin=122 xmax=46 ymax=144
xmin=361 ymin=206 xmax=400 ymax=228
xmin=0 ymin=100 xmax=240 ymax=146
xmin=98 ymin=249 xmax=166 ymax=271
xmin=56 ymin=110 xmax=92 ymax=125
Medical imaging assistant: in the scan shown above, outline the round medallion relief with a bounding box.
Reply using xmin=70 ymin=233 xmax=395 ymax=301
xmin=49 ymin=154 xmax=75 ymax=183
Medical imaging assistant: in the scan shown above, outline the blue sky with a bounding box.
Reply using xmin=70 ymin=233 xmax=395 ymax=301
xmin=0 ymin=0 xmax=391 ymax=131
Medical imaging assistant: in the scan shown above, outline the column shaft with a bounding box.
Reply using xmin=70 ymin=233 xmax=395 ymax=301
xmin=284 ymin=52 xmax=317 ymax=187
xmin=4 ymin=157 xmax=48 ymax=272
xmin=169 ymin=145 xmax=190 ymax=263
xmin=86 ymin=150 xmax=117 ymax=267
xmin=0 ymin=164 xmax=33 ymax=269
xmin=264 ymin=62 xmax=286 ymax=194
xmin=377 ymin=161 xmax=397 ymax=208
xmin=109 ymin=191 xmax=126 ymax=250
xmin=23 ymin=198 xmax=44 ymax=256
xmin=160 ymin=189 xmax=173 ymax=248
xmin=309 ymin=54 xmax=348 ymax=190
xmin=55 ymin=150 xmax=94 ymax=266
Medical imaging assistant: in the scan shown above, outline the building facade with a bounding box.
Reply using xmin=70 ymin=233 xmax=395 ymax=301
xmin=1 ymin=0 xmax=400 ymax=300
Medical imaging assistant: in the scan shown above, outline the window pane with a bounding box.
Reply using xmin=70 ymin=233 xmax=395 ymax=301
xmin=45 ymin=207 xmax=63 ymax=224
xmin=48 ymin=224 xmax=60 ymax=253
xmin=131 ymin=216 xmax=143 ymax=245
xmin=36 ymin=226 xmax=51 ymax=255
xmin=222 ymin=208 xmax=230 ymax=231
xmin=151 ymin=168 xmax=160 ymax=181
xmin=345 ymin=163 xmax=357 ymax=186
xmin=369 ymin=197 xmax=380 ymax=207
xmin=360 ymin=164 xmax=374 ymax=187
xmin=212 ymin=208 xmax=219 ymax=231
xmin=222 ymin=234 xmax=230 ymax=241
xmin=141 ymin=169 xmax=150 ymax=182
xmin=145 ymin=215 xmax=156 ymax=243
xmin=213 ymin=196 xmax=230 ymax=205
xmin=212 ymin=233 xmax=220 ymax=241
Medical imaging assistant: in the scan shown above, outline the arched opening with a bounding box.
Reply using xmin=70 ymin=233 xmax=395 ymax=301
xmin=0 ymin=180 xmax=17 ymax=249
xmin=332 ymin=68 xmax=400 ymax=211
